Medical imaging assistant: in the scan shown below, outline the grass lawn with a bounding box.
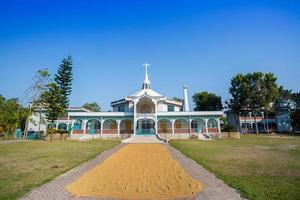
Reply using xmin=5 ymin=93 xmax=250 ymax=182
xmin=170 ymin=135 xmax=300 ymax=200
xmin=0 ymin=139 xmax=119 ymax=200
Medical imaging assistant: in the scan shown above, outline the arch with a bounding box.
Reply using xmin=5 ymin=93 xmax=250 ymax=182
xmin=207 ymin=118 xmax=218 ymax=133
xmin=136 ymin=96 xmax=155 ymax=113
xmin=269 ymin=122 xmax=277 ymax=132
xmin=86 ymin=119 xmax=101 ymax=134
xmin=73 ymin=119 xmax=83 ymax=130
xmin=158 ymin=119 xmax=172 ymax=133
xmin=103 ymin=119 xmax=118 ymax=134
xmin=57 ymin=123 xmax=67 ymax=130
xmin=136 ymin=118 xmax=155 ymax=134
xmin=120 ymin=119 xmax=133 ymax=134
xmin=47 ymin=123 xmax=56 ymax=129
xmin=191 ymin=118 xmax=205 ymax=133
xmin=174 ymin=119 xmax=189 ymax=133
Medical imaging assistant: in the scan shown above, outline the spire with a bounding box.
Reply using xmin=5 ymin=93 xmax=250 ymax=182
xmin=142 ymin=62 xmax=151 ymax=89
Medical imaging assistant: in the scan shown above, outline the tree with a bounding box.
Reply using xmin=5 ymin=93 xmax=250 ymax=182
xmin=193 ymin=91 xmax=223 ymax=111
xmin=291 ymin=92 xmax=300 ymax=130
xmin=0 ymin=95 xmax=28 ymax=139
xmin=19 ymin=69 xmax=50 ymax=138
xmin=226 ymin=72 xmax=279 ymax=134
xmin=226 ymin=74 xmax=249 ymax=132
xmin=82 ymin=102 xmax=101 ymax=112
xmin=40 ymin=83 xmax=65 ymax=141
xmin=54 ymin=56 xmax=73 ymax=110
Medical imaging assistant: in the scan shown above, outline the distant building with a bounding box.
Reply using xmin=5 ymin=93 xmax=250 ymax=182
xmin=226 ymin=103 xmax=292 ymax=133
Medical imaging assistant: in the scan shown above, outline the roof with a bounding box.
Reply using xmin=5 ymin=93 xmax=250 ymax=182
xmin=131 ymin=88 xmax=163 ymax=97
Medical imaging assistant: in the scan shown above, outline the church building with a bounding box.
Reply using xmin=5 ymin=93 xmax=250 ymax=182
xmin=28 ymin=63 xmax=223 ymax=141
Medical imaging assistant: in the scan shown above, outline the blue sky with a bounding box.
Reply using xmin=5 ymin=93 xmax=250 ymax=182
xmin=0 ymin=0 xmax=299 ymax=111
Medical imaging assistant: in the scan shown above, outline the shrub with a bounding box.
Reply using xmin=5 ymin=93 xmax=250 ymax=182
xmin=222 ymin=124 xmax=236 ymax=132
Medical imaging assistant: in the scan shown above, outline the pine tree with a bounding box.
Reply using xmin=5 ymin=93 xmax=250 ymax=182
xmin=54 ymin=56 xmax=73 ymax=109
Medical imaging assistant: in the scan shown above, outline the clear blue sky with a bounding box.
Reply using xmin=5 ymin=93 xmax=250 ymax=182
xmin=0 ymin=0 xmax=299 ymax=111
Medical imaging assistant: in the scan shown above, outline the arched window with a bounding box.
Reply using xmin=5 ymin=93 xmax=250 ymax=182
xmin=158 ymin=119 xmax=172 ymax=133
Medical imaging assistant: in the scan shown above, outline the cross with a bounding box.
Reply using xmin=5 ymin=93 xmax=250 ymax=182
xmin=143 ymin=62 xmax=150 ymax=72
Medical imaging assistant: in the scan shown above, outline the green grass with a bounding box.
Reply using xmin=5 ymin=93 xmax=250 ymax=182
xmin=0 ymin=139 xmax=119 ymax=200
xmin=170 ymin=135 xmax=300 ymax=200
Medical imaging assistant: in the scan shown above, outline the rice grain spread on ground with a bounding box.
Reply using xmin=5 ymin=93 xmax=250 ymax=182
xmin=67 ymin=144 xmax=203 ymax=199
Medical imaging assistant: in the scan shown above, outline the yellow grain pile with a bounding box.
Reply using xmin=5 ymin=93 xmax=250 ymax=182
xmin=67 ymin=144 xmax=203 ymax=199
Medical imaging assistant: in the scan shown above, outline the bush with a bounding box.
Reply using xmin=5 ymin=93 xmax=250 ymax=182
xmin=222 ymin=124 xmax=236 ymax=132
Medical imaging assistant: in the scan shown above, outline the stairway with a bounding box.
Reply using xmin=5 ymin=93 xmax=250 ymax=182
xmin=122 ymin=134 xmax=166 ymax=144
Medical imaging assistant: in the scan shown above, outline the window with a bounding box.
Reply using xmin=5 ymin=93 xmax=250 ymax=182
xmin=118 ymin=105 xmax=125 ymax=112
xmin=168 ymin=105 xmax=175 ymax=112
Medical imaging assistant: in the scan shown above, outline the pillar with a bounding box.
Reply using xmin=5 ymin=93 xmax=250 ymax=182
xmin=205 ymin=118 xmax=208 ymax=133
xmin=172 ymin=119 xmax=175 ymax=135
xmin=117 ymin=119 xmax=121 ymax=135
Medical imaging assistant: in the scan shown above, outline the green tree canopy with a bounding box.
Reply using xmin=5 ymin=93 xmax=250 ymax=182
xmin=40 ymin=83 xmax=65 ymax=123
xmin=226 ymin=72 xmax=279 ymax=133
xmin=193 ymin=91 xmax=223 ymax=111
xmin=54 ymin=56 xmax=73 ymax=109
xmin=82 ymin=102 xmax=101 ymax=112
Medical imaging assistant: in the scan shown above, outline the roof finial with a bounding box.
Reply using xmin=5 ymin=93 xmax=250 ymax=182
xmin=142 ymin=62 xmax=151 ymax=89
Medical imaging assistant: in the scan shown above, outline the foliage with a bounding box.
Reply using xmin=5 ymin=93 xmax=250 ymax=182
xmin=193 ymin=91 xmax=223 ymax=111
xmin=226 ymin=72 xmax=279 ymax=133
xmin=222 ymin=124 xmax=236 ymax=132
xmin=0 ymin=95 xmax=28 ymax=139
xmin=291 ymin=92 xmax=300 ymax=130
xmin=40 ymin=83 xmax=65 ymax=124
xmin=54 ymin=56 xmax=73 ymax=109
xmin=82 ymin=102 xmax=101 ymax=112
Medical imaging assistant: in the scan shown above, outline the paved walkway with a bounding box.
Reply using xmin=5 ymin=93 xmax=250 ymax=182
xmin=20 ymin=143 xmax=243 ymax=200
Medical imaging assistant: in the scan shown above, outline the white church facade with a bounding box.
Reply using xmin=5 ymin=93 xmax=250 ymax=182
xmin=28 ymin=63 xmax=222 ymax=140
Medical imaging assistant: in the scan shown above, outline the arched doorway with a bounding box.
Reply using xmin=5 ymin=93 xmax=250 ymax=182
xmin=136 ymin=118 xmax=155 ymax=135
xmin=191 ymin=118 xmax=205 ymax=133
xmin=86 ymin=119 xmax=101 ymax=134
xmin=120 ymin=119 xmax=133 ymax=134
xmin=103 ymin=119 xmax=118 ymax=134
xmin=207 ymin=118 xmax=218 ymax=132
xmin=174 ymin=119 xmax=189 ymax=133
xmin=158 ymin=119 xmax=172 ymax=133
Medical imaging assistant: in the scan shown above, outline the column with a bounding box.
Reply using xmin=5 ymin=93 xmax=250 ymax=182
xmin=172 ymin=119 xmax=175 ymax=135
xmin=205 ymin=118 xmax=208 ymax=133
xmin=117 ymin=119 xmax=121 ymax=135
xmin=189 ymin=117 xmax=192 ymax=134
xmin=134 ymin=102 xmax=137 ymax=135
xmin=217 ymin=118 xmax=221 ymax=133
xmin=83 ymin=119 xmax=87 ymax=134
xmin=100 ymin=117 xmax=103 ymax=136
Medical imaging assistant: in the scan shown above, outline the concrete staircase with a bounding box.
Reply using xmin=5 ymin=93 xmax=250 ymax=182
xmin=122 ymin=134 xmax=166 ymax=144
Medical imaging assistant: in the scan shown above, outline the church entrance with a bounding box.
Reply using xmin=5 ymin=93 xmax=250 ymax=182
xmin=136 ymin=119 xmax=155 ymax=135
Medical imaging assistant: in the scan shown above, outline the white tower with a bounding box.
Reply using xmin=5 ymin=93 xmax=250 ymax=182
xmin=142 ymin=62 xmax=151 ymax=89
xmin=183 ymin=85 xmax=190 ymax=112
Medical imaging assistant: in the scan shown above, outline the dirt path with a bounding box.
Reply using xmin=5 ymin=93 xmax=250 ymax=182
xmin=67 ymin=144 xmax=202 ymax=199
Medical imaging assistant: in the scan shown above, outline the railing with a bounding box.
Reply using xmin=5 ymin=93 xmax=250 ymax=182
xmin=120 ymin=130 xmax=134 ymax=134
xmin=136 ymin=113 xmax=155 ymax=118
xmin=102 ymin=129 xmax=118 ymax=134
xmin=174 ymin=128 xmax=190 ymax=133
xmin=73 ymin=130 xmax=84 ymax=134
xmin=158 ymin=129 xmax=172 ymax=134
